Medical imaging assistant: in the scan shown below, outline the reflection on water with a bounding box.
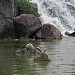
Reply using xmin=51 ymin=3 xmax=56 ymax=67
xmin=0 ymin=37 xmax=75 ymax=75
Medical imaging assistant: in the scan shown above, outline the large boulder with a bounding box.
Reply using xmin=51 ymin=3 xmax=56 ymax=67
xmin=14 ymin=14 xmax=42 ymax=38
xmin=0 ymin=0 xmax=19 ymax=18
xmin=0 ymin=13 xmax=14 ymax=39
xmin=35 ymin=23 xmax=62 ymax=39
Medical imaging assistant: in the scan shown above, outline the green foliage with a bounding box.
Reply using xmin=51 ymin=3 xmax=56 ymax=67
xmin=17 ymin=0 xmax=40 ymax=17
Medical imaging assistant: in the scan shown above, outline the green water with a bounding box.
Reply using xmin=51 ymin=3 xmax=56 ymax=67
xmin=0 ymin=37 xmax=75 ymax=75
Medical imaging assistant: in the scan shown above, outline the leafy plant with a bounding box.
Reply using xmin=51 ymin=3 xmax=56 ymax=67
xmin=17 ymin=0 xmax=40 ymax=17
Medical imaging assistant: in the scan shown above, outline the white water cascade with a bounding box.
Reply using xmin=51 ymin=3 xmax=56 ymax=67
xmin=32 ymin=0 xmax=75 ymax=35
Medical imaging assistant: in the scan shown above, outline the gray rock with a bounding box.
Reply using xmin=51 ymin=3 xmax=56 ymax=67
xmin=35 ymin=23 xmax=62 ymax=39
xmin=0 ymin=13 xmax=14 ymax=39
xmin=0 ymin=0 xmax=19 ymax=18
xmin=69 ymin=32 xmax=75 ymax=36
xmin=14 ymin=14 xmax=42 ymax=38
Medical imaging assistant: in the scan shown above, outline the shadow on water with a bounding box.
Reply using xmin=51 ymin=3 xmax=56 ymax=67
xmin=0 ymin=37 xmax=75 ymax=75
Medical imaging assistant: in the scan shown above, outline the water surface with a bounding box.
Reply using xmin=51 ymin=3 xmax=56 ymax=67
xmin=0 ymin=37 xmax=75 ymax=75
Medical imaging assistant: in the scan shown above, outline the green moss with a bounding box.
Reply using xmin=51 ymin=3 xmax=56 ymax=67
xmin=17 ymin=0 xmax=40 ymax=17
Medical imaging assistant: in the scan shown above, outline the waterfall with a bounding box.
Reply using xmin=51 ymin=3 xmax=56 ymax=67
xmin=32 ymin=0 xmax=75 ymax=35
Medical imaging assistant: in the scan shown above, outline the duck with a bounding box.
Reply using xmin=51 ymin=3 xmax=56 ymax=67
xmin=16 ymin=43 xmax=41 ymax=53
xmin=34 ymin=50 xmax=51 ymax=62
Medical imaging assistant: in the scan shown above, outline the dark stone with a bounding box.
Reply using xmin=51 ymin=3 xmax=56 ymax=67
xmin=35 ymin=23 xmax=62 ymax=39
xmin=0 ymin=13 xmax=14 ymax=39
xmin=65 ymin=31 xmax=70 ymax=35
xmin=0 ymin=0 xmax=19 ymax=18
xmin=14 ymin=14 xmax=42 ymax=38
xmin=69 ymin=32 xmax=75 ymax=36
xmin=65 ymin=31 xmax=75 ymax=36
